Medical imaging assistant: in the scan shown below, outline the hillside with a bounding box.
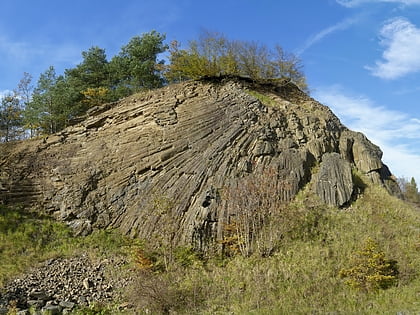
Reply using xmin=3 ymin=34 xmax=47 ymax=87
xmin=1 ymin=76 xmax=420 ymax=314
xmin=0 ymin=76 xmax=400 ymax=250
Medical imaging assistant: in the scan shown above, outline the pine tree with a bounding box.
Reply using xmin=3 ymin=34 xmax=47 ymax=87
xmin=25 ymin=66 xmax=73 ymax=134
xmin=110 ymin=31 xmax=168 ymax=95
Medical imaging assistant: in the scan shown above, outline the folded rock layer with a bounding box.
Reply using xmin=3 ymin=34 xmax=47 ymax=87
xmin=0 ymin=76 xmax=399 ymax=249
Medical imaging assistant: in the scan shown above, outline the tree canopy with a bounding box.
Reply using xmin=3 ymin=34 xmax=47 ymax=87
xmin=0 ymin=30 xmax=309 ymax=139
xmin=19 ymin=31 xmax=167 ymax=136
xmin=0 ymin=93 xmax=22 ymax=142
xmin=165 ymin=31 xmax=307 ymax=91
xmin=399 ymin=177 xmax=420 ymax=204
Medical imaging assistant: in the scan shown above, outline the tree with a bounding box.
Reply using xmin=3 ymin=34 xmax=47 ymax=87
xmin=272 ymin=46 xmax=307 ymax=90
xmin=0 ymin=93 xmax=23 ymax=142
xmin=81 ymin=87 xmax=110 ymax=107
xmin=15 ymin=72 xmax=34 ymax=137
xmin=401 ymin=177 xmax=420 ymax=203
xmin=15 ymin=72 xmax=33 ymax=108
xmin=22 ymin=33 xmax=168 ymax=135
xmin=110 ymin=31 xmax=168 ymax=96
xmin=65 ymin=46 xmax=111 ymax=109
xmin=25 ymin=66 xmax=73 ymax=134
xmin=165 ymin=31 xmax=308 ymax=91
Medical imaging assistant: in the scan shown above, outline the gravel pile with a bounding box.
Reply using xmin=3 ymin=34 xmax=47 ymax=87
xmin=0 ymin=254 xmax=133 ymax=314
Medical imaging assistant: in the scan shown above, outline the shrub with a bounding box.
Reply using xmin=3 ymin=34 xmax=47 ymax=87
xmin=221 ymin=168 xmax=328 ymax=258
xmin=339 ymin=237 xmax=399 ymax=292
xmin=165 ymin=31 xmax=308 ymax=91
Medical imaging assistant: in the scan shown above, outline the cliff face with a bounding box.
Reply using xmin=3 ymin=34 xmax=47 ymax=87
xmin=0 ymin=76 xmax=399 ymax=249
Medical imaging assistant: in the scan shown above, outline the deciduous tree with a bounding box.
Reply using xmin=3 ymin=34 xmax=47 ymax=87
xmin=0 ymin=93 xmax=22 ymax=142
xmin=400 ymin=177 xmax=420 ymax=203
xmin=165 ymin=31 xmax=308 ymax=92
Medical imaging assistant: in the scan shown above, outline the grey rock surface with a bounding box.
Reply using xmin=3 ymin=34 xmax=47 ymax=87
xmin=315 ymin=153 xmax=354 ymax=207
xmin=0 ymin=76 xmax=398 ymax=249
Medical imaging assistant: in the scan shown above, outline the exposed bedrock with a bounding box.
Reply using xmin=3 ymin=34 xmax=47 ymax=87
xmin=0 ymin=76 xmax=399 ymax=249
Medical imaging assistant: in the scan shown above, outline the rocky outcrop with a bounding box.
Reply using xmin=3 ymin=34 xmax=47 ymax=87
xmin=0 ymin=76 xmax=398 ymax=249
xmin=315 ymin=153 xmax=353 ymax=207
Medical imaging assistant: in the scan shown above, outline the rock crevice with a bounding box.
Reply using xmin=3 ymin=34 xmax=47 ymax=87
xmin=0 ymin=76 xmax=398 ymax=248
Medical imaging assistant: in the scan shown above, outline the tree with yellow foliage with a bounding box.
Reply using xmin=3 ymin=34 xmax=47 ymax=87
xmin=339 ymin=238 xmax=398 ymax=291
xmin=165 ymin=31 xmax=308 ymax=92
xmin=81 ymin=87 xmax=110 ymax=107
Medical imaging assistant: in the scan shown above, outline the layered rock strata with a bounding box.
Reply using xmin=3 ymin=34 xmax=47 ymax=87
xmin=0 ymin=76 xmax=399 ymax=249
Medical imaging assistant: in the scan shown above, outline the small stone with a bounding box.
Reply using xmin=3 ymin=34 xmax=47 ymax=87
xmin=45 ymin=300 xmax=57 ymax=306
xmin=59 ymin=301 xmax=75 ymax=309
xmin=29 ymin=290 xmax=50 ymax=301
xmin=78 ymin=296 xmax=87 ymax=305
xmin=82 ymin=278 xmax=91 ymax=290
xmin=118 ymin=302 xmax=133 ymax=310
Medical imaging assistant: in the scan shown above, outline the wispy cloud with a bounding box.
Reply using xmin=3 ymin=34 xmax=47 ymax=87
xmin=337 ymin=0 xmax=420 ymax=7
xmin=0 ymin=36 xmax=31 ymax=62
xmin=297 ymin=17 xmax=358 ymax=55
xmin=314 ymin=85 xmax=420 ymax=182
xmin=0 ymin=32 xmax=82 ymax=72
xmin=367 ymin=17 xmax=420 ymax=79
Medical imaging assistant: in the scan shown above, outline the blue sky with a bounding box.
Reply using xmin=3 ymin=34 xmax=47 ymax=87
xmin=0 ymin=0 xmax=419 ymax=183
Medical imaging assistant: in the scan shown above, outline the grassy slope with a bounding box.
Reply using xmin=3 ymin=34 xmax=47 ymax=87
xmin=0 ymin=206 xmax=132 ymax=288
xmin=195 ymin=185 xmax=420 ymax=314
xmin=1 ymin=180 xmax=420 ymax=314
xmin=128 ymin=183 xmax=420 ymax=314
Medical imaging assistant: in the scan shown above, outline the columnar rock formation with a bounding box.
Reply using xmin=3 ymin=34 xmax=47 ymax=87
xmin=0 ymin=76 xmax=399 ymax=249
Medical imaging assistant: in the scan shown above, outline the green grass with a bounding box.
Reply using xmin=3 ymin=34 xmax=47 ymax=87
xmin=2 ymin=179 xmax=420 ymax=314
xmin=125 ymin=183 xmax=420 ymax=314
xmin=0 ymin=205 xmax=132 ymax=287
xmin=246 ymin=90 xmax=278 ymax=107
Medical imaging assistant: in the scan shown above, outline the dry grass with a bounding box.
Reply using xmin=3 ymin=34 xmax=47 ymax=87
xmin=126 ymin=181 xmax=420 ymax=314
xmin=2 ymin=175 xmax=420 ymax=314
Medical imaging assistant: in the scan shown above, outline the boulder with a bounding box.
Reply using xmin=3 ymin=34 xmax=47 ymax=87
xmin=315 ymin=153 xmax=354 ymax=207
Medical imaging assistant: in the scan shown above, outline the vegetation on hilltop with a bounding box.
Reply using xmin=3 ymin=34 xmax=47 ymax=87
xmin=165 ymin=31 xmax=307 ymax=91
xmin=0 ymin=30 xmax=306 ymax=140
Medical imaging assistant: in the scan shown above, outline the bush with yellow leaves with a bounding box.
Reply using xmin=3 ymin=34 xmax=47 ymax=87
xmin=339 ymin=237 xmax=399 ymax=292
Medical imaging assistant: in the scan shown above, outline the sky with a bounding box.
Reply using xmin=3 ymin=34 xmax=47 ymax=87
xmin=0 ymin=0 xmax=419 ymax=183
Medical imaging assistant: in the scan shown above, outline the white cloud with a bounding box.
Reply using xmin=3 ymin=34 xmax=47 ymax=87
xmin=0 ymin=90 xmax=13 ymax=99
xmin=297 ymin=17 xmax=358 ymax=55
xmin=367 ymin=18 xmax=420 ymax=79
xmin=314 ymin=86 xmax=420 ymax=183
xmin=337 ymin=0 xmax=420 ymax=7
